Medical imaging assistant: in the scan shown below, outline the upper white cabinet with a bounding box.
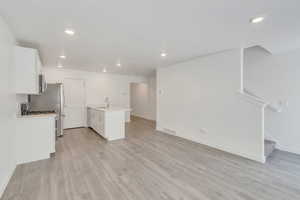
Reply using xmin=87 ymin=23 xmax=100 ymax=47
xmin=15 ymin=46 xmax=42 ymax=94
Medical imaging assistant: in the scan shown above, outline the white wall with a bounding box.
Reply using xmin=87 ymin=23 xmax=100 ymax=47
xmin=157 ymin=49 xmax=265 ymax=162
xmin=43 ymin=67 xmax=146 ymax=125
xmin=148 ymin=75 xmax=157 ymax=121
xmin=130 ymin=75 xmax=156 ymax=121
xmin=130 ymin=83 xmax=149 ymax=118
xmin=43 ymin=67 xmax=146 ymax=107
xmin=0 ymin=16 xmax=17 ymax=197
xmin=245 ymin=46 xmax=300 ymax=154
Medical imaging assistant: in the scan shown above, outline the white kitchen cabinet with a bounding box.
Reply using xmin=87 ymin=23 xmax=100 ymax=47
xmin=15 ymin=114 xmax=56 ymax=164
xmin=15 ymin=46 xmax=42 ymax=94
xmin=87 ymin=106 xmax=127 ymax=141
xmin=87 ymin=107 xmax=91 ymax=127
xmin=89 ymin=108 xmax=99 ymax=132
xmin=88 ymin=108 xmax=105 ymax=138
xmin=93 ymin=110 xmax=101 ymax=133
xmin=88 ymin=108 xmax=96 ymax=131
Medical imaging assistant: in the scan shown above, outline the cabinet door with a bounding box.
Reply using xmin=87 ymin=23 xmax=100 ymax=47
xmin=15 ymin=46 xmax=40 ymax=94
xmin=87 ymin=108 xmax=91 ymax=127
xmin=99 ymin=111 xmax=105 ymax=136
xmin=92 ymin=109 xmax=99 ymax=133
xmin=91 ymin=109 xmax=96 ymax=130
xmin=95 ymin=111 xmax=100 ymax=134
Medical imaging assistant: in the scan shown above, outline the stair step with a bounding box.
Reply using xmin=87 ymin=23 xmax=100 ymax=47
xmin=264 ymin=140 xmax=276 ymax=158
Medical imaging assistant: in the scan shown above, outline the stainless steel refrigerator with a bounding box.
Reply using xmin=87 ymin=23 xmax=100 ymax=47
xmin=28 ymin=83 xmax=64 ymax=137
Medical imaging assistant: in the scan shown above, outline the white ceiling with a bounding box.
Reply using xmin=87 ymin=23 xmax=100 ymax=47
xmin=1 ymin=0 xmax=300 ymax=76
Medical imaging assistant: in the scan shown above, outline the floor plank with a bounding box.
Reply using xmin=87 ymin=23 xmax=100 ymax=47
xmin=2 ymin=117 xmax=300 ymax=200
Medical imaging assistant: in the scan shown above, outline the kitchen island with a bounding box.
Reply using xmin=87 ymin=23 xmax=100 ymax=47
xmin=87 ymin=106 xmax=131 ymax=141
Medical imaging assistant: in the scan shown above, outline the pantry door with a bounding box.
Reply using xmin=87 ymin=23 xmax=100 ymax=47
xmin=63 ymin=78 xmax=86 ymax=129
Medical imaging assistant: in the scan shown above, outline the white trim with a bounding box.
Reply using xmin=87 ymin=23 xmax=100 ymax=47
xmin=261 ymin=106 xmax=266 ymax=161
xmin=156 ymin=128 xmax=265 ymax=163
xmin=243 ymin=88 xmax=283 ymax=113
xmin=131 ymin=114 xmax=156 ymax=122
xmin=240 ymin=48 xmax=244 ymax=92
xmin=276 ymin=144 xmax=300 ymax=155
xmin=237 ymin=90 xmax=267 ymax=106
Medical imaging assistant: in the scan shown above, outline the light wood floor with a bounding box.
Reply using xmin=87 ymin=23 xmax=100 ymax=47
xmin=2 ymin=117 xmax=300 ymax=200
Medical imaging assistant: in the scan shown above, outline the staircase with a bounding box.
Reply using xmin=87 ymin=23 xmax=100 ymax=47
xmin=238 ymin=49 xmax=281 ymax=163
xmin=239 ymin=88 xmax=280 ymax=161
xmin=264 ymin=139 xmax=276 ymax=159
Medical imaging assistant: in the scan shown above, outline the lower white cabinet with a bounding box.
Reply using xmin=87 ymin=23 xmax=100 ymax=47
xmin=87 ymin=107 xmax=105 ymax=138
xmin=87 ymin=106 xmax=126 ymax=141
xmin=16 ymin=114 xmax=56 ymax=164
xmin=88 ymin=108 xmax=103 ymax=136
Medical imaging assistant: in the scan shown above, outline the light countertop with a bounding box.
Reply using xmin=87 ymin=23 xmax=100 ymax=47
xmin=16 ymin=113 xmax=57 ymax=119
xmin=87 ymin=105 xmax=131 ymax=112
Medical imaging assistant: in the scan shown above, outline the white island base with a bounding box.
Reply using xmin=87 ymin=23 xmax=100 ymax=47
xmin=87 ymin=106 xmax=129 ymax=141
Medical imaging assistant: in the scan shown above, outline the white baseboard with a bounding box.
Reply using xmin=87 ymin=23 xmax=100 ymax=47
xmin=202 ymin=139 xmax=265 ymax=163
xmin=276 ymin=144 xmax=300 ymax=155
xmin=0 ymin=164 xmax=16 ymax=198
xmin=156 ymin=127 xmax=265 ymax=163
xmin=131 ymin=114 xmax=155 ymax=121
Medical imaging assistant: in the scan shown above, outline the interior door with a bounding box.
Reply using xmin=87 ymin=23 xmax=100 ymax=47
xmin=63 ymin=78 xmax=86 ymax=129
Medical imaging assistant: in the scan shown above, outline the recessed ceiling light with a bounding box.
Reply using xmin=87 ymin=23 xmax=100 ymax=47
xmin=116 ymin=62 xmax=121 ymax=67
xmin=57 ymin=64 xmax=63 ymax=68
xmin=250 ymin=16 xmax=265 ymax=24
xmin=102 ymin=68 xmax=107 ymax=73
xmin=60 ymin=55 xmax=66 ymax=59
xmin=64 ymin=28 xmax=75 ymax=36
xmin=161 ymin=52 xmax=167 ymax=57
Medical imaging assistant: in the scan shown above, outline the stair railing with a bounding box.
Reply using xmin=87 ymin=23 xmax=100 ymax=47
xmin=241 ymin=88 xmax=284 ymax=113
xmin=237 ymin=89 xmax=267 ymax=106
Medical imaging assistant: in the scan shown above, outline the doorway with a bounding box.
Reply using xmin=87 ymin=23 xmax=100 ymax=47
xmin=130 ymin=77 xmax=156 ymax=121
xmin=63 ymin=78 xmax=86 ymax=129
